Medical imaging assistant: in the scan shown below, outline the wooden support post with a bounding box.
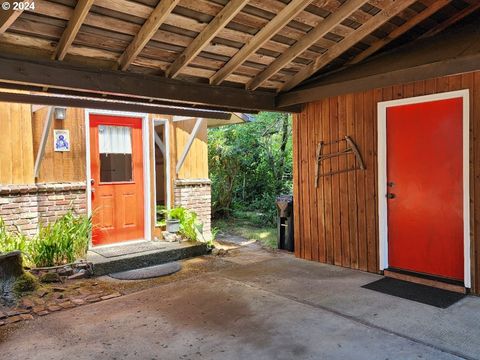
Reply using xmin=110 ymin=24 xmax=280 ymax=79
xmin=34 ymin=106 xmax=54 ymax=178
xmin=176 ymin=118 xmax=203 ymax=174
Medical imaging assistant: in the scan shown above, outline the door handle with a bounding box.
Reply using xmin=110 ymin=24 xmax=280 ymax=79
xmin=386 ymin=193 xmax=395 ymax=199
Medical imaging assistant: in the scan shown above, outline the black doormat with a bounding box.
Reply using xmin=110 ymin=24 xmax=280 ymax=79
xmin=362 ymin=277 xmax=465 ymax=308
xmin=109 ymin=262 xmax=181 ymax=280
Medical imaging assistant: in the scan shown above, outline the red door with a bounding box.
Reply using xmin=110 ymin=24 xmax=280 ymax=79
xmin=386 ymin=97 xmax=464 ymax=281
xmin=90 ymin=115 xmax=144 ymax=246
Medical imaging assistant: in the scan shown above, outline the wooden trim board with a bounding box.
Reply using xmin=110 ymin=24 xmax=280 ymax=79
xmin=383 ymin=270 xmax=466 ymax=294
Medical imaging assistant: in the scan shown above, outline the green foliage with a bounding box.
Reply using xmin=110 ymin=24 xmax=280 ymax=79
xmin=162 ymin=207 xmax=199 ymax=241
xmin=0 ymin=218 xmax=29 ymax=255
xmin=30 ymin=211 xmax=91 ymax=267
xmin=0 ymin=211 xmax=91 ymax=268
xmin=13 ymin=272 xmax=38 ymax=295
xmin=156 ymin=205 xmax=166 ymax=226
xmin=208 ymin=112 xmax=292 ymax=224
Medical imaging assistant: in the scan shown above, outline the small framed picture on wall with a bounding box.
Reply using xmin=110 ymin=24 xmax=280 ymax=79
xmin=53 ymin=129 xmax=70 ymax=152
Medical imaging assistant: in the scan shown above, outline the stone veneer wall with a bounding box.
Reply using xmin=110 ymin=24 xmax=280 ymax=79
xmin=174 ymin=179 xmax=212 ymax=239
xmin=0 ymin=182 xmax=87 ymax=236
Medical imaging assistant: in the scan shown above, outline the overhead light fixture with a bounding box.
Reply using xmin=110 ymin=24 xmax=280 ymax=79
xmin=53 ymin=107 xmax=67 ymax=121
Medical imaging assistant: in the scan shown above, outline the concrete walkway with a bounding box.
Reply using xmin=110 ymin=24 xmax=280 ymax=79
xmin=1 ymin=243 xmax=479 ymax=360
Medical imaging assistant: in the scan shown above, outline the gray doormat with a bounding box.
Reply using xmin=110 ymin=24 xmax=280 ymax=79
xmin=91 ymin=242 xmax=166 ymax=258
xmin=109 ymin=262 xmax=181 ymax=280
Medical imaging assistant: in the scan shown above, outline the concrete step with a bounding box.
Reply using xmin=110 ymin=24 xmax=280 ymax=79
xmin=88 ymin=241 xmax=209 ymax=276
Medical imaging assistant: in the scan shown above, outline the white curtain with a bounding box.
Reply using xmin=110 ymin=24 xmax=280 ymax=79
xmin=98 ymin=125 xmax=132 ymax=154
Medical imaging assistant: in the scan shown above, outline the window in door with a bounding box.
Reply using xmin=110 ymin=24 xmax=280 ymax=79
xmin=98 ymin=125 xmax=133 ymax=182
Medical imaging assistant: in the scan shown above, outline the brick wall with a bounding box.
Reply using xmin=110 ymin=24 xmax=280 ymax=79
xmin=0 ymin=182 xmax=87 ymax=236
xmin=174 ymin=179 xmax=211 ymax=240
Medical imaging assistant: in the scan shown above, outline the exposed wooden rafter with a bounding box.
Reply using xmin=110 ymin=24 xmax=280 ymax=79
xmin=210 ymin=0 xmax=315 ymax=86
xmin=419 ymin=2 xmax=480 ymax=39
xmin=247 ymin=0 xmax=368 ymax=91
xmin=348 ymin=0 xmax=452 ymax=65
xmin=0 ymin=1 xmax=22 ymax=34
xmin=280 ymin=0 xmax=418 ymax=92
xmin=52 ymin=0 xmax=95 ymax=60
xmin=166 ymin=0 xmax=249 ymax=79
xmin=118 ymin=0 xmax=179 ymax=71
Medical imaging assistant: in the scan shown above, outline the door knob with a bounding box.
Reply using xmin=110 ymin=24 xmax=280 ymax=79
xmin=386 ymin=193 xmax=395 ymax=199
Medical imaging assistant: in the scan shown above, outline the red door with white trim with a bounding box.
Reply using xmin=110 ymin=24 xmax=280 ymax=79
xmin=386 ymin=97 xmax=464 ymax=281
xmin=89 ymin=115 xmax=144 ymax=246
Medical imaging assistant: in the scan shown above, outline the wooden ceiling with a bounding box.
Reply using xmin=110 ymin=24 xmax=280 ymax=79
xmin=0 ymin=0 xmax=478 ymax=108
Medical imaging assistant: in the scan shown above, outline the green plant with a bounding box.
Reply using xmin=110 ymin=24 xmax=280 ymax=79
xmin=156 ymin=205 xmax=166 ymax=225
xmin=29 ymin=211 xmax=91 ymax=267
xmin=0 ymin=218 xmax=32 ymax=265
xmin=162 ymin=207 xmax=199 ymax=241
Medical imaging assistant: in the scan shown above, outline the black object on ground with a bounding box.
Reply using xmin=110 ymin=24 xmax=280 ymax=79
xmin=109 ymin=262 xmax=181 ymax=280
xmin=362 ymin=277 xmax=465 ymax=308
xmin=276 ymin=195 xmax=294 ymax=252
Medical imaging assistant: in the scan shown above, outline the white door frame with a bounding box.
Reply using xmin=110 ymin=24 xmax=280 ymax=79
xmin=377 ymin=89 xmax=470 ymax=288
xmin=152 ymin=118 xmax=172 ymax=211
xmin=84 ymin=109 xmax=152 ymax=248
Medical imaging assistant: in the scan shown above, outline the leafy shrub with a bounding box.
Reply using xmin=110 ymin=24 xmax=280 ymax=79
xmin=208 ymin=112 xmax=293 ymax=222
xmin=156 ymin=205 xmax=166 ymax=225
xmin=29 ymin=211 xmax=91 ymax=267
xmin=0 ymin=218 xmax=29 ymax=254
xmin=162 ymin=207 xmax=200 ymax=241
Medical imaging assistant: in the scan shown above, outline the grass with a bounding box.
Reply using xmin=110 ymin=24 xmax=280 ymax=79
xmin=213 ymin=212 xmax=277 ymax=249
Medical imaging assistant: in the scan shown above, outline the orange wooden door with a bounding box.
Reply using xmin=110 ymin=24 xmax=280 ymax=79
xmin=89 ymin=115 xmax=144 ymax=246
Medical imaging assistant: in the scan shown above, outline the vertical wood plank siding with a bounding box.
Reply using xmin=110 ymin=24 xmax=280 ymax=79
xmin=32 ymin=107 xmax=86 ymax=183
xmin=293 ymin=71 xmax=480 ymax=294
xmin=174 ymin=119 xmax=209 ymax=179
xmin=0 ymin=101 xmax=34 ymax=184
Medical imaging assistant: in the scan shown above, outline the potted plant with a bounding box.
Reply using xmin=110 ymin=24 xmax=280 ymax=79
xmin=166 ymin=218 xmax=180 ymax=233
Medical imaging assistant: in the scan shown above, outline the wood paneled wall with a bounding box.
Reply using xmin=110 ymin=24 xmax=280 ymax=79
xmin=293 ymin=71 xmax=480 ymax=294
xmin=0 ymin=102 xmax=35 ymax=184
xmin=174 ymin=118 xmax=209 ymax=179
xmin=32 ymin=107 xmax=87 ymax=183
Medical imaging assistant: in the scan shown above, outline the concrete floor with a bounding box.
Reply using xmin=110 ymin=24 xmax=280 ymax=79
xmin=1 ymin=243 xmax=479 ymax=360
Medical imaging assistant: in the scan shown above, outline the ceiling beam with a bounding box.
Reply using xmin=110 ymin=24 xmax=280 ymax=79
xmin=277 ymin=52 xmax=480 ymax=107
xmin=419 ymin=2 xmax=480 ymax=39
xmin=210 ymin=0 xmax=315 ymax=86
xmin=0 ymin=91 xmax=236 ymax=119
xmin=0 ymin=1 xmax=23 ymax=34
xmin=118 ymin=0 xmax=179 ymax=71
xmin=348 ymin=0 xmax=452 ymax=65
xmin=166 ymin=0 xmax=249 ymax=79
xmin=280 ymin=0 xmax=417 ymax=92
xmin=0 ymin=55 xmax=281 ymax=112
xmin=52 ymin=0 xmax=95 ymax=60
xmin=246 ymin=0 xmax=368 ymax=91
